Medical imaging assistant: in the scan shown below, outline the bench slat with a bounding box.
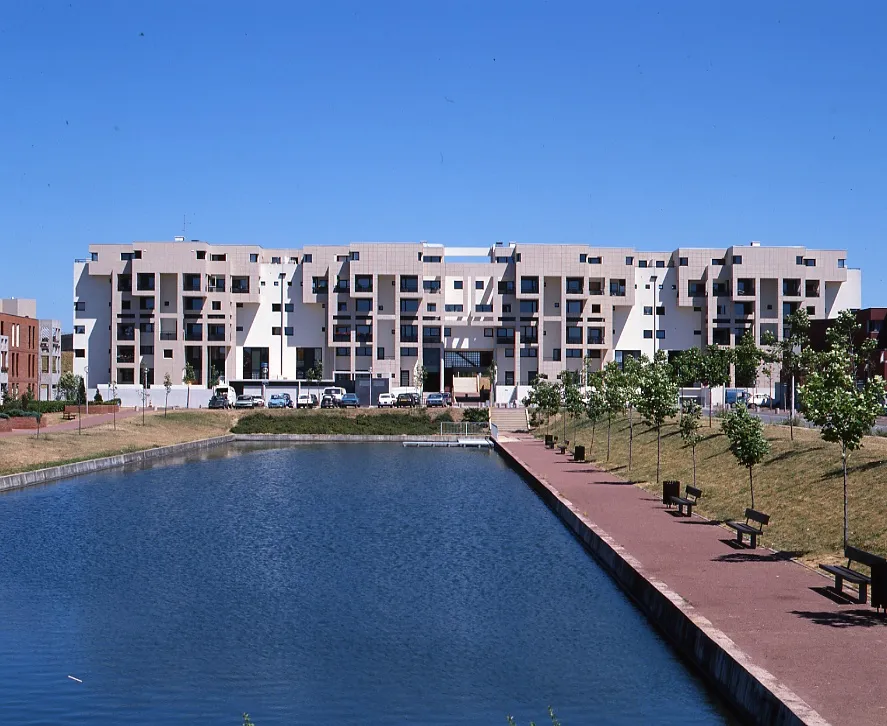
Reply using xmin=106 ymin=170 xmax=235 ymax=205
xmin=820 ymin=564 xmax=871 ymax=583
xmin=727 ymin=521 xmax=760 ymax=534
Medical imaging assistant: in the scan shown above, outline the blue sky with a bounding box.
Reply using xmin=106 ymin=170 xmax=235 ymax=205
xmin=2 ymin=1 xmax=886 ymax=323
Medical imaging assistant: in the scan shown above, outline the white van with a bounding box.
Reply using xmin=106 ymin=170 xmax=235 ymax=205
xmin=322 ymin=387 xmax=346 ymax=402
xmin=214 ymin=387 xmax=236 ymax=406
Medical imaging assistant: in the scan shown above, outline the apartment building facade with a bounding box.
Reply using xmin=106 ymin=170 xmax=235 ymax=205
xmin=0 ymin=309 xmax=38 ymax=400
xmin=0 ymin=300 xmax=63 ymax=401
xmin=73 ymin=240 xmax=861 ymax=403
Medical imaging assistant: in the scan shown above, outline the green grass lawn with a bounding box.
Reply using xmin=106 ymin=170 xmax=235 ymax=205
xmin=536 ymin=413 xmax=887 ymax=565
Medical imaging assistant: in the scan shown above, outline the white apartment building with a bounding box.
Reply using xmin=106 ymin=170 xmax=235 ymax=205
xmin=38 ymin=319 xmax=62 ymax=401
xmin=73 ymin=239 xmax=861 ymax=405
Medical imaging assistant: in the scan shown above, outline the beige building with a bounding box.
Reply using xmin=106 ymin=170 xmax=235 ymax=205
xmin=73 ymin=239 xmax=861 ymax=405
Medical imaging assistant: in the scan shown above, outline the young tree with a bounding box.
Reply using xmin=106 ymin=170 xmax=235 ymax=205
xmin=77 ymin=377 xmax=87 ymax=406
xmin=733 ymin=329 xmax=762 ymax=391
xmin=58 ymin=372 xmax=80 ymax=401
xmin=780 ymin=308 xmax=811 ymax=440
xmin=759 ymin=330 xmax=780 ymax=402
xmin=108 ymin=380 xmax=117 ymax=431
xmin=701 ymin=345 xmax=733 ymax=427
xmin=208 ymin=367 xmax=221 ymax=390
xmin=679 ymin=401 xmax=703 ymax=488
xmin=721 ymin=405 xmax=770 ymax=509
xmin=559 ymin=370 xmax=584 ymax=445
xmin=163 ymin=372 xmax=173 ymax=416
xmin=183 ymin=363 xmax=197 ymax=409
xmin=622 ymin=355 xmax=644 ymax=470
xmin=600 ymin=362 xmax=627 ymax=461
xmin=93 ymin=389 xmax=104 ymax=403
xmin=636 ymin=351 xmax=679 ymax=484
xmin=584 ymin=370 xmax=606 ymax=452
xmin=306 ymin=361 xmax=324 ymax=382
xmin=800 ymin=312 xmax=886 ymax=548
xmin=670 ymin=348 xmax=703 ymax=412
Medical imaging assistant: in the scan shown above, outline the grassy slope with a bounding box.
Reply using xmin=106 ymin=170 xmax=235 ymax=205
xmin=0 ymin=411 xmax=237 ymax=477
xmin=537 ymin=414 xmax=887 ymax=565
xmin=232 ymin=409 xmax=458 ymax=435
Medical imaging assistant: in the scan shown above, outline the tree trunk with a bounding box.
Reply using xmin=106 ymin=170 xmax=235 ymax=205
xmin=692 ymin=444 xmax=697 ymax=488
xmin=708 ymin=386 xmax=713 ymax=428
xmin=842 ymin=444 xmax=849 ymax=549
xmin=789 ymin=373 xmax=795 ymax=441
xmin=591 ymin=422 xmax=596 ymax=450
xmin=606 ymin=414 xmax=611 ymax=461
xmin=165 ymin=392 xmax=169 ymax=417
xmin=656 ymin=425 xmax=662 ymax=485
xmin=749 ymin=466 xmax=755 ymax=509
xmin=628 ymin=409 xmax=634 ymax=470
xmin=187 ymin=384 xmax=191 ymax=410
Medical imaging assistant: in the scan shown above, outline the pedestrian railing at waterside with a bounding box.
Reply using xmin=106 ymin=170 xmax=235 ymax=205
xmin=439 ymin=421 xmax=490 ymax=437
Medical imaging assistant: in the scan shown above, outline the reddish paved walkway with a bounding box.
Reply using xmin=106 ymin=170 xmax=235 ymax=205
xmin=500 ymin=436 xmax=887 ymax=726
xmin=0 ymin=409 xmax=142 ymax=437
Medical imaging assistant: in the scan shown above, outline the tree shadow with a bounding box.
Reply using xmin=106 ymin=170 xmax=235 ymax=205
xmin=789 ymin=607 xmax=886 ymax=628
xmin=713 ymin=549 xmax=807 ymax=563
xmin=820 ymin=459 xmax=887 ymax=480
xmin=678 ymin=519 xmax=724 ymax=526
xmin=765 ymin=449 xmax=808 ymax=466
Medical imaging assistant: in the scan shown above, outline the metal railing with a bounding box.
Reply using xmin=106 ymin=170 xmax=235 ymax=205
xmin=439 ymin=421 xmax=490 ymax=437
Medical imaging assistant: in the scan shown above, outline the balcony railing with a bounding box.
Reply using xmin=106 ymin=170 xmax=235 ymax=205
xmin=160 ymin=332 xmax=177 ymax=340
xmin=400 ymin=335 xmax=418 ymax=343
xmin=333 ymin=334 xmax=351 ymax=343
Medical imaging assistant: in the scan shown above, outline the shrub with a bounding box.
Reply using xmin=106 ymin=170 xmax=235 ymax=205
xmin=23 ymin=400 xmax=71 ymax=414
xmin=462 ymin=407 xmax=489 ymax=423
xmin=231 ymin=411 xmax=441 ymax=436
xmin=0 ymin=413 xmax=8 ymax=420
xmin=5 ymin=409 xmax=41 ymax=421
xmin=435 ymin=411 xmax=455 ymax=423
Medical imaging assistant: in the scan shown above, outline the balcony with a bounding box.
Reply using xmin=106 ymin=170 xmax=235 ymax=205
xmin=609 ymin=282 xmax=626 ymax=297
xmin=736 ymin=279 xmax=755 ymax=297
xmin=184 ymin=326 xmax=203 ymax=342
xmin=207 ymin=282 xmax=226 ymax=293
xmin=520 ymin=277 xmax=539 ymax=294
xmin=400 ymin=335 xmax=418 ymax=343
xmin=783 ymin=279 xmax=802 ymax=297
xmin=136 ymin=274 xmax=155 ymax=292
xmin=116 ymin=352 xmax=135 ymax=364
xmin=160 ymin=331 xmax=177 ymax=341
xmin=565 ymin=278 xmax=584 ymax=295
xmin=354 ymin=276 xmax=373 ymax=294
xmin=182 ymin=275 xmax=201 ymax=292
xmin=688 ymin=283 xmax=706 ymax=297
xmin=587 ymin=329 xmax=605 ymax=345
xmin=207 ymin=326 xmax=226 ymax=342
xmin=232 ymin=277 xmax=250 ymax=294
xmin=333 ymin=334 xmax=351 ymax=343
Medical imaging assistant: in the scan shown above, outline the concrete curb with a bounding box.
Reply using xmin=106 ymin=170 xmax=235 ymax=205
xmin=233 ymin=434 xmax=473 ymax=443
xmin=493 ymin=440 xmax=830 ymax=726
xmin=0 ymin=435 xmax=235 ymax=493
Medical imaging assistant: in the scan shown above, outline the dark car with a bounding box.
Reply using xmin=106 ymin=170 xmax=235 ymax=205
xmin=396 ymin=393 xmax=417 ymax=408
xmin=339 ymin=393 xmax=360 ymax=408
xmin=208 ymin=395 xmax=228 ymax=409
xmin=320 ymin=395 xmax=336 ymax=409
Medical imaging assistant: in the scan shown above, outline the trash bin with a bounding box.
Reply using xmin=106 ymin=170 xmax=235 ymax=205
xmin=544 ymin=435 xmax=553 ymax=449
xmin=662 ymin=480 xmax=680 ymax=505
xmin=574 ymin=445 xmax=585 ymax=462
xmin=872 ymin=560 xmax=887 ymax=610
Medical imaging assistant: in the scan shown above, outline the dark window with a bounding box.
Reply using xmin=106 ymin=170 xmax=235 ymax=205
xmin=497 ymin=280 xmax=515 ymax=295
xmin=271 ymin=256 xmax=281 ymax=264
xmin=212 ymin=300 xmax=222 ymax=311
xmin=74 ymin=301 xmax=86 ymax=311
xmin=400 ymin=275 xmax=419 ymax=293
xmin=210 ymin=254 xmax=226 ymax=262
xmin=519 ymin=300 xmax=538 ymax=314
xmin=484 ymin=328 xmax=493 ymax=337
xmin=655 ymin=260 xmax=665 ymax=268
xmin=196 ymin=250 xmax=206 ymax=260
xmin=475 ymin=280 xmax=484 ymax=290
xmin=476 ymin=304 xmax=493 ymax=312
xmin=565 ymin=300 xmax=582 ymax=315
xmin=250 ymin=253 xmax=259 ymax=263
xmin=838 ymin=258 xmax=846 ymax=268
xmin=454 ymin=280 xmax=463 ymax=289
xmin=356 ymin=299 xmax=372 ymax=312
xmin=589 ymin=256 xmax=602 ymax=264
xmin=579 ymin=254 xmax=587 ymax=263
xmin=712 ymin=258 xmax=725 ymax=265
xmin=400 ymin=347 xmax=418 ymax=357
xmin=75 ymin=348 xmax=85 ymax=358
xmin=625 ymin=256 xmax=634 ymax=265
xmin=400 ymin=299 xmax=420 ymax=313
xmin=444 ymin=304 xmax=464 ymax=312
xmin=639 ymin=260 xmax=648 ymax=268
xmin=312 ymin=277 xmax=329 ymax=294
xmin=644 ymin=306 xmax=653 ymax=315
xmin=164 ymin=349 xmax=173 ymax=359
xmin=643 ymin=330 xmax=653 ymax=339
xmin=679 ymin=257 xmax=688 ymax=266
xmin=285 ymin=303 xmax=294 ymax=312
xmin=656 ymin=330 xmax=665 ymax=339
xmin=350 ymin=251 xmax=359 ymax=261
xmin=303 ymin=254 xmax=312 ymax=263
xmin=520 ymin=276 xmax=539 ymax=294
xmin=423 ymin=279 xmax=440 ymax=292
xmin=733 ymin=255 xmax=743 ymax=264
xmin=427 ymin=303 xmax=437 ymax=312
xmin=566 ymin=349 xmax=582 ymax=358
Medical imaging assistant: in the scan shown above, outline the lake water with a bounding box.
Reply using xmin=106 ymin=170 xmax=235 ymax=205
xmin=0 ymin=444 xmax=733 ymax=725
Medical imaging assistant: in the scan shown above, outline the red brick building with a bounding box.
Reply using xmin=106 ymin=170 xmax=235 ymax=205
xmin=0 ymin=312 xmax=38 ymax=398
xmin=810 ymin=307 xmax=887 ymax=379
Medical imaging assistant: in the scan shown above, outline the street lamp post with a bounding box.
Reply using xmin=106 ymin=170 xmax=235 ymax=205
xmin=84 ymin=366 xmax=89 ymax=414
xmin=142 ymin=365 xmax=148 ymax=425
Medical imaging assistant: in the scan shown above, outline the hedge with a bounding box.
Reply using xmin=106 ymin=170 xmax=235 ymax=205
xmin=4 ymin=409 xmax=42 ymax=421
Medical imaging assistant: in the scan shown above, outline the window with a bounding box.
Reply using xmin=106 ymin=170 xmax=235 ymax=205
xmin=625 ymin=256 xmax=634 ymax=265
xmin=121 ymin=252 xmax=135 ymax=261
xmin=336 ymin=348 xmax=350 ymax=357
xmin=566 ymin=349 xmax=582 ymax=358
xmin=694 ymin=330 xmax=701 ymax=336
xmin=117 ymin=368 xmax=135 ymax=384
xmin=445 ymin=304 xmax=464 ymax=312
xmin=643 ymin=330 xmax=653 ymax=339
xmin=656 ymin=330 xmax=665 ymax=339
xmin=350 ymin=250 xmax=359 ymax=261
xmin=796 ymin=255 xmax=804 ymax=265
xmin=427 ymin=303 xmax=437 ymax=312
xmin=312 ymin=277 xmax=328 ymax=294
xmin=423 ymin=326 xmax=441 ymax=341
xmin=520 ymin=276 xmax=539 ymax=294
xmin=688 ymin=282 xmax=705 ymax=297
xmin=475 ymin=280 xmax=484 ymax=290
xmin=355 ymin=347 xmax=371 ymax=356
xmin=356 ymin=299 xmax=372 ymax=312
xmin=565 ymin=277 xmax=583 ymax=294
xmin=444 ymin=327 xmax=451 ymax=337
xmin=565 ymin=300 xmax=582 ymax=315
xmin=453 ymin=280 xmax=463 ymax=289
xmin=271 ymin=256 xmax=281 ymax=264
xmin=74 ymin=301 xmax=86 ymax=311
xmin=212 ymin=300 xmax=222 ymax=311
xmin=609 ymin=279 xmax=626 ymax=296
xmin=566 ymin=326 xmax=582 ymax=344
xmin=838 ymin=258 xmax=846 ymax=268
xmin=163 ymin=349 xmax=173 ymax=359
xmin=579 ymin=253 xmax=587 ymax=263
xmin=272 ymin=303 xmax=281 ymax=312
xmin=655 ymin=260 xmax=665 ymax=268
xmin=498 ymin=280 xmax=515 ymax=295
xmin=589 ymin=256 xmax=602 ymax=264
xmin=424 ymin=255 xmax=442 ymax=263
xmin=400 ymin=325 xmax=418 ymax=342
xmin=303 ymin=253 xmax=312 ymax=263
xmin=733 ymin=255 xmax=743 ymax=264
xmin=806 ymin=306 xmax=815 ymax=315
xmin=140 ymin=345 xmax=154 ymax=355
xmin=484 ymin=328 xmax=493 ymax=337
xmin=337 ymin=302 xmax=347 ymax=312
xmin=75 ymin=348 xmax=85 ymax=358
xmin=74 ymin=325 xmax=85 ymax=334
xmin=502 ymin=304 xmax=512 ymax=313
xmin=422 ymin=279 xmax=440 ymax=292
xmin=638 ymin=260 xmax=648 ymax=268
xmin=272 ymin=327 xmax=281 ymax=335
xmin=591 ymin=304 xmax=601 ymax=313
xmin=711 ymin=258 xmax=725 ymax=265
xmin=400 ymin=299 xmax=420 ymax=313
xmin=400 ymin=275 xmax=419 ymax=293
xmin=121 ymin=299 xmax=131 ymax=310
xmin=355 ymin=275 xmax=373 ymax=292
xmin=117 ymin=274 xmax=132 ymax=292
xmin=400 ymin=347 xmax=418 ymax=357
xmin=476 ymin=303 xmax=493 ymax=312
xmin=519 ymin=300 xmax=538 ymax=314
xmin=139 ymin=322 xmax=154 ymax=333
xmin=505 ymin=349 xmax=514 ymax=358
xmin=496 ymin=256 xmax=510 ymax=263
xmin=643 ymin=306 xmax=653 ymax=315
xmin=679 ymin=257 xmax=688 ymax=266
xmin=804 ymin=258 xmax=816 ymax=267
xmin=552 ymin=348 xmax=561 ymax=361
xmin=250 ymin=253 xmax=259 ymax=263
xmin=520 ymin=348 xmax=538 ymax=358
xmin=504 ymin=371 xmax=514 ymax=384
xmin=210 ymin=254 xmax=227 ymax=262
xmin=656 ymin=306 xmax=665 ymax=315
xmin=232 ymin=276 xmax=250 ymax=293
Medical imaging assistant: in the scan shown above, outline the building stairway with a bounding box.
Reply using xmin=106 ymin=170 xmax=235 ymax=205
xmin=490 ymin=407 xmax=529 ymax=433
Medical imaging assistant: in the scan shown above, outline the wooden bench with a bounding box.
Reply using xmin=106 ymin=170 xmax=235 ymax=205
xmin=820 ymin=546 xmax=886 ymax=604
xmin=726 ymin=508 xmax=770 ymax=549
xmin=668 ymin=485 xmax=702 ymax=517
xmin=558 ymin=440 xmax=569 ymax=454
xmin=61 ymin=412 xmax=76 ymax=421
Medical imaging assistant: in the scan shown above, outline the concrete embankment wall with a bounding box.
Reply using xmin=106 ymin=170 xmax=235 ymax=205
xmin=0 ymin=435 xmax=235 ymax=493
xmin=493 ymin=441 xmax=826 ymax=726
xmin=233 ymin=434 xmax=469 ymax=443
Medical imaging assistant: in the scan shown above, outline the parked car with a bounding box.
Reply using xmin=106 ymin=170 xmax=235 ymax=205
xmin=426 ymin=393 xmax=446 ymax=408
xmin=441 ymin=392 xmax=452 ymax=406
xmin=252 ymin=396 xmax=266 ymax=408
xmin=396 ymin=393 xmax=417 ymax=408
xmin=297 ymin=393 xmax=318 ymax=409
xmin=320 ymin=395 xmax=336 ymax=409
xmin=377 ymin=392 xmax=397 ymax=408
xmin=322 ymin=387 xmax=346 ymax=403
xmin=234 ymin=395 xmax=255 ymax=409
xmin=268 ymin=394 xmax=290 ymax=409
xmin=747 ymin=393 xmax=777 ymax=410
xmin=208 ymin=395 xmax=229 ymax=409
xmin=339 ymin=393 xmax=360 ymax=408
